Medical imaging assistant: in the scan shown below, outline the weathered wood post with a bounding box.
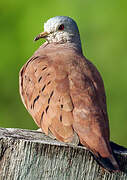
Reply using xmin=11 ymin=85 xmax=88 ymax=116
xmin=0 ymin=128 xmax=127 ymax=180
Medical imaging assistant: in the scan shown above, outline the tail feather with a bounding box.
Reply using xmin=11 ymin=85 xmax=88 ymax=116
xmin=78 ymin=139 xmax=120 ymax=171
xmin=93 ymin=153 xmax=119 ymax=172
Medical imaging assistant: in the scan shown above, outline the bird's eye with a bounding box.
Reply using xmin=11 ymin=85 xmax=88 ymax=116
xmin=58 ymin=24 xmax=64 ymax=31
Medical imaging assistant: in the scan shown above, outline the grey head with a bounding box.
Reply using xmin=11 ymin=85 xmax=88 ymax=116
xmin=34 ymin=16 xmax=82 ymax=51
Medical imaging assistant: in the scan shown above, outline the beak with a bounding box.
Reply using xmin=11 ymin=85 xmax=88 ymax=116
xmin=34 ymin=31 xmax=49 ymax=41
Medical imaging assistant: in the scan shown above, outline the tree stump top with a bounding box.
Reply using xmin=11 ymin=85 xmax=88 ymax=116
xmin=0 ymin=128 xmax=127 ymax=180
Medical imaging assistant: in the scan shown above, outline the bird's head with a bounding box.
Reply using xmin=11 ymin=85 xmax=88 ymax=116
xmin=34 ymin=16 xmax=82 ymax=50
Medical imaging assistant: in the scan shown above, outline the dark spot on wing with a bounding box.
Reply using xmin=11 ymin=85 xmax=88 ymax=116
xmin=60 ymin=115 xmax=62 ymax=122
xmin=42 ymin=67 xmax=47 ymax=71
xmin=42 ymin=85 xmax=46 ymax=92
xmin=48 ymin=91 xmax=54 ymax=104
xmin=47 ymin=81 xmax=51 ymax=85
xmin=41 ymin=111 xmax=44 ymax=120
xmin=46 ymin=105 xmax=49 ymax=113
xmin=38 ymin=76 xmax=42 ymax=82
xmin=33 ymin=95 xmax=40 ymax=109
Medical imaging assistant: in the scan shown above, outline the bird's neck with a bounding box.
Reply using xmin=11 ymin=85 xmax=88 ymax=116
xmin=46 ymin=32 xmax=83 ymax=54
xmin=67 ymin=36 xmax=83 ymax=54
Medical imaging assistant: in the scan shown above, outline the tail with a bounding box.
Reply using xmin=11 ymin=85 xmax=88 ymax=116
xmin=95 ymin=141 xmax=127 ymax=171
xmin=93 ymin=153 xmax=119 ymax=172
xmin=78 ymin=140 xmax=120 ymax=171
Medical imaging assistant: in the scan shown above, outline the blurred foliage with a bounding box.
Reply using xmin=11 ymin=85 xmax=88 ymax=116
xmin=0 ymin=0 xmax=127 ymax=146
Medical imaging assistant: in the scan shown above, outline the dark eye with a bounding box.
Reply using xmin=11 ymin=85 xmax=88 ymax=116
xmin=58 ymin=24 xmax=64 ymax=31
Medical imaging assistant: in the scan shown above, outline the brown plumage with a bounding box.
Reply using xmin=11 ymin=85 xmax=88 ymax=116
xmin=19 ymin=16 xmax=119 ymax=171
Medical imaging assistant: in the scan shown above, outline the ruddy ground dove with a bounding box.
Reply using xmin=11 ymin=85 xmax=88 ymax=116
xmin=19 ymin=16 xmax=119 ymax=171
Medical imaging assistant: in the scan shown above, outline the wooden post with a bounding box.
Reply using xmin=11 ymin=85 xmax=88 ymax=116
xmin=0 ymin=128 xmax=127 ymax=180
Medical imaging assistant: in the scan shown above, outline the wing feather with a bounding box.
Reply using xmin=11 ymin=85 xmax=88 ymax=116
xmin=69 ymin=57 xmax=111 ymax=157
xmin=19 ymin=55 xmax=75 ymax=143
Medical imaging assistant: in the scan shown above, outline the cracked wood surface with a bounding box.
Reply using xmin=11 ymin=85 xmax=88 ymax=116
xmin=0 ymin=128 xmax=127 ymax=180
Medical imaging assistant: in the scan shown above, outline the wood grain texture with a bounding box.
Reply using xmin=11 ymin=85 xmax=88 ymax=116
xmin=0 ymin=128 xmax=127 ymax=180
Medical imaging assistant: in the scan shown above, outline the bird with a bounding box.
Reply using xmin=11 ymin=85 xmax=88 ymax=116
xmin=19 ymin=16 xmax=119 ymax=171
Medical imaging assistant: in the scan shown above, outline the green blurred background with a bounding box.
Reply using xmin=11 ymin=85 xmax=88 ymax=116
xmin=0 ymin=0 xmax=127 ymax=146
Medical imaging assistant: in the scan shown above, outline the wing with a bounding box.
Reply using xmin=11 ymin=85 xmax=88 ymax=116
xmin=69 ymin=57 xmax=111 ymax=157
xmin=85 ymin=58 xmax=110 ymax=140
xmin=19 ymin=55 xmax=79 ymax=144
